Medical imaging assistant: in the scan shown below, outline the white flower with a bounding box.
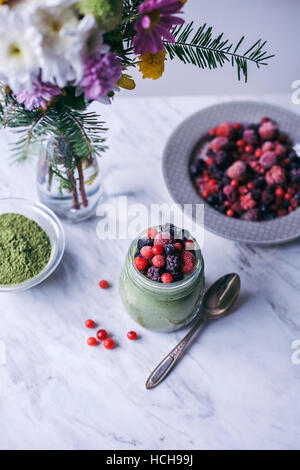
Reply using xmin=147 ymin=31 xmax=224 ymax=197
xmin=0 ymin=6 xmax=41 ymax=92
xmin=28 ymin=2 xmax=98 ymax=88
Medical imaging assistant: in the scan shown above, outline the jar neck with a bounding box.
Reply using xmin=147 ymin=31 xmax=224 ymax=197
xmin=125 ymin=231 xmax=204 ymax=298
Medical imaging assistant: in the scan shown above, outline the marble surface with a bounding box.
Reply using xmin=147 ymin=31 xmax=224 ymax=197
xmin=0 ymin=94 xmax=300 ymax=450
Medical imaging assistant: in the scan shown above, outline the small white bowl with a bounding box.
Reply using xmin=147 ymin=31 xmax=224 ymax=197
xmin=0 ymin=197 xmax=65 ymax=292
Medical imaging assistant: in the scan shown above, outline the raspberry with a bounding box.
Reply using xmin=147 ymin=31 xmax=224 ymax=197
xmin=240 ymin=193 xmax=257 ymax=211
xmin=223 ymin=184 xmax=238 ymax=202
xmin=265 ymin=166 xmax=286 ymax=186
xmin=140 ymin=246 xmax=153 ymax=259
xmin=214 ymin=150 xmax=233 ymax=169
xmin=243 ymin=208 xmax=260 ymax=221
xmin=152 ymin=255 xmax=165 ymax=268
xmin=259 ymin=120 xmax=278 ymax=141
xmin=274 ymin=144 xmax=286 ymax=158
xmin=134 ymin=257 xmax=148 ymax=271
xmin=259 ymin=151 xmax=277 ymax=169
xmin=146 ymin=266 xmax=162 ymax=282
xmin=216 ymin=121 xmax=235 ymax=139
xmin=243 ymin=129 xmax=258 ymax=145
xmin=147 ymin=227 xmax=157 ymax=239
xmin=227 ymin=161 xmax=247 ymax=180
xmin=181 ymin=250 xmax=196 ymax=274
xmin=261 ymin=189 xmax=275 ymax=205
xmin=161 ymin=273 xmax=173 ymax=284
xmin=209 ymin=137 xmax=228 ymax=153
xmin=261 ymin=141 xmax=274 ymax=153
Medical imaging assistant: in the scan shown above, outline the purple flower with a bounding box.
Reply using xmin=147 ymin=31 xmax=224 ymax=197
xmin=133 ymin=0 xmax=185 ymax=55
xmin=16 ymin=80 xmax=61 ymax=111
xmin=80 ymin=52 xmax=122 ymax=101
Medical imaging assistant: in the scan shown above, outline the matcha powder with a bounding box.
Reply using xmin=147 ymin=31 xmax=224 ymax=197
xmin=0 ymin=213 xmax=51 ymax=285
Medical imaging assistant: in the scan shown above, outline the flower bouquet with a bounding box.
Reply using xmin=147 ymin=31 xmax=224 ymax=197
xmin=0 ymin=0 xmax=273 ymax=221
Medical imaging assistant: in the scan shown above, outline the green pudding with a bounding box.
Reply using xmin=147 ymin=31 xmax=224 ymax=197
xmin=120 ymin=228 xmax=205 ymax=333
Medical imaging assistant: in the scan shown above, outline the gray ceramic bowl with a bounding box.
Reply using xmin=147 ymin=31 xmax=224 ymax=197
xmin=163 ymin=101 xmax=300 ymax=245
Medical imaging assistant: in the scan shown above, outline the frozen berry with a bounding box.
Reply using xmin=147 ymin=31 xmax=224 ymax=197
xmin=275 ymin=187 xmax=284 ymax=197
xmin=223 ymin=184 xmax=238 ymax=202
xmin=265 ymin=166 xmax=286 ymax=186
xmin=259 ymin=151 xmax=277 ymax=169
xmin=146 ymin=266 xmax=162 ymax=282
xmin=231 ymin=179 xmax=239 ymax=188
xmin=152 ymin=255 xmax=165 ymax=268
xmin=134 ymin=257 xmax=148 ymax=271
xmin=127 ymin=331 xmax=137 ymax=340
xmin=185 ymin=240 xmax=195 ymax=250
xmin=243 ymin=129 xmax=258 ymax=145
xmin=154 ymin=232 xmax=171 ymax=248
xmin=173 ymin=242 xmax=183 ymax=251
xmin=261 ymin=141 xmax=274 ymax=153
xmin=97 ymin=329 xmax=107 ymax=341
xmin=165 ymin=244 xmax=176 ymax=256
xmin=209 ymin=137 xmax=228 ymax=153
xmin=85 ymin=319 xmax=95 ymax=329
xmin=181 ymin=250 xmax=196 ymax=274
xmin=104 ymin=338 xmax=114 ymax=350
xmin=240 ymin=193 xmax=257 ymax=211
xmin=161 ymin=273 xmax=173 ymax=284
xmin=216 ymin=121 xmax=235 ymax=139
xmin=87 ymin=337 xmax=97 ymax=347
xmin=226 ymin=209 xmax=235 ymax=217
xmin=245 ymin=145 xmax=254 ymax=154
xmin=152 ymin=244 xmax=164 ymax=256
xmin=147 ymin=227 xmax=157 ymax=239
xmin=137 ymin=238 xmax=153 ymax=251
xmin=140 ymin=246 xmax=153 ymax=259
xmin=274 ymin=143 xmax=286 ymax=158
xmin=259 ymin=120 xmax=278 ymax=141
xmin=227 ymin=161 xmax=247 ymax=181
xmin=243 ymin=208 xmax=260 ymax=221
xmin=99 ymin=280 xmax=109 ymax=289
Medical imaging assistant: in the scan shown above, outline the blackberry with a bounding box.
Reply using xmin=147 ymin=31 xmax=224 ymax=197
xmin=134 ymin=251 xmax=141 ymax=258
xmin=137 ymin=238 xmax=153 ymax=251
xmin=146 ymin=266 xmax=162 ymax=282
xmin=207 ymin=194 xmax=218 ymax=206
xmin=196 ymin=159 xmax=206 ymax=172
xmin=173 ymin=272 xmax=184 ymax=282
xmin=290 ymin=170 xmax=300 ymax=185
xmin=261 ymin=189 xmax=275 ymax=205
xmin=166 ymin=255 xmax=181 ymax=277
xmin=253 ymin=177 xmax=266 ymax=189
xmin=294 ymin=191 xmax=300 ymax=203
xmin=165 ymin=244 xmax=176 ymax=256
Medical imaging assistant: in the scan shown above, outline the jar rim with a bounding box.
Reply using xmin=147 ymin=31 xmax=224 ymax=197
xmin=126 ymin=227 xmax=204 ymax=294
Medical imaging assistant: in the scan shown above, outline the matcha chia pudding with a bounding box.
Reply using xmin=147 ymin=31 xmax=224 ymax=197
xmin=120 ymin=224 xmax=205 ymax=332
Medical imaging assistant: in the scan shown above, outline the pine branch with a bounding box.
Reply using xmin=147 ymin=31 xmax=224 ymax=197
xmin=164 ymin=22 xmax=275 ymax=81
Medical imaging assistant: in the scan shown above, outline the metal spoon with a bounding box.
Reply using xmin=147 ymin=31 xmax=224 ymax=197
xmin=146 ymin=273 xmax=241 ymax=390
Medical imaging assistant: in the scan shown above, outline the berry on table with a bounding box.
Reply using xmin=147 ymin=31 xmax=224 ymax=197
xmin=97 ymin=329 xmax=107 ymax=341
xmin=127 ymin=331 xmax=138 ymax=340
xmin=140 ymin=245 xmax=153 ymax=259
xmin=85 ymin=319 xmax=95 ymax=329
xmin=161 ymin=273 xmax=173 ymax=284
xmin=104 ymin=338 xmax=115 ymax=350
xmin=87 ymin=337 xmax=97 ymax=347
xmin=134 ymin=256 xmax=148 ymax=271
xmin=99 ymin=280 xmax=109 ymax=289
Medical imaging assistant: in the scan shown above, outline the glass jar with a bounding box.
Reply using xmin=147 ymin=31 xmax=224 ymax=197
xmin=36 ymin=136 xmax=102 ymax=223
xmin=120 ymin=230 xmax=205 ymax=333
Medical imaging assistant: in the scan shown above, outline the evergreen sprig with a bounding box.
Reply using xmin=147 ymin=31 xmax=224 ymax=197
xmin=164 ymin=22 xmax=275 ymax=81
xmin=0 ymin=93 xmax=107 ymax=163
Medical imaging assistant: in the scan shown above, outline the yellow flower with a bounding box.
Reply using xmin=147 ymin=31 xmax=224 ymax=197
xmin=117 ymin=74 xmax=136 ymax=90
xmin=138 ymin=50 xmax=166 ymax=80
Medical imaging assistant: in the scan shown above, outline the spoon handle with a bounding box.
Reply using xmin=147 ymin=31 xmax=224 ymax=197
xmin=146 ymin=316 xmax=206 ymax=390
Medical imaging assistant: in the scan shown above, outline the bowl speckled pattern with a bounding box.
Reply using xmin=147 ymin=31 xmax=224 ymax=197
xmin=163 ymin=101 xmax=300 ymax=245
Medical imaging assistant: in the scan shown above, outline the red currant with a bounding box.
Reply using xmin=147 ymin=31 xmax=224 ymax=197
xmin=247 ymin=182 xmax=254 ymax=190
xmin=208 ymin=179 xmax=216 ymax=186
xmin=85 ymin=319 xmax=95 ymax=329
xmin=245 ymin=145 xmax=254 ymax=154
xmin=147 ymin=227 xmax=157 ymax=239
xmin=202 ymin=189 xmax=209 ymax=198
xmin=284 ymin=193 xmax=292 ymax=201
xmin=233 ymin=122 xmax=242 ymax=130
xmin=127 ymin=331 xmax=137 ymax=340
xmin=275 ymin=187 xmax=284 ymax=198
xmin=152 ymin=244 xmax=163 ymax=256
xmin=226 ymin=209 xmax=235 ymax=217
xmin=255 ymin=149 xmax=262 ymax=158
xmin=161 ymin=273 xmax=173 ymax=284
xmin=208 ymin=128 xmax=217 ymax=136
xmin=97 ymin=329 xmax=107 ymax=341
xmin=87 ymin=337 xmax=97 ymax=347
xmin=206 ymin=157 xmax=214 ymax=166
xmin=152 ymin=255 xmax=165 ymax=268
xmin=134 ymin=257 xmax=148 ymax=271
xmin=99 ymin=280 xmax=109 ymax=289
xmin=237 ymin=139 xmax=245 ymax=147
xmin=140 ymin=246 xmax=153 ymax=259
xmin=104 ymin=338 xmax=115 ymax=350
xmin=231 ymin=179 xmax=239 ymax=188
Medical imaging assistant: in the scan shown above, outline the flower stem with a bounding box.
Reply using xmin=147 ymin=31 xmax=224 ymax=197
xmin=67 ymin=168 xmax=80 ymax=210
xmin=77 ymin=160 xmax=88 ymax=208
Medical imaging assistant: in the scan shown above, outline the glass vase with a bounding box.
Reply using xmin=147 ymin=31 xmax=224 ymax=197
xmin=37 ymin=137 xmax=102 ymax=223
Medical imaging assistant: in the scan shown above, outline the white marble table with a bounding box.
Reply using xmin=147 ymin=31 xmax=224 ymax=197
xmin=0 ymin=94 xmax=300 ymax=451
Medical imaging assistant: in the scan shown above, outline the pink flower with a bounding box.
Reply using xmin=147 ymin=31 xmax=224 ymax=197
xmin=80 ymin=52 xmax=122 ymax=101
xmin=16 ymin=80 xmax=61 ymax=110
xmin=133 ymin=0 xmax=185 ymax=55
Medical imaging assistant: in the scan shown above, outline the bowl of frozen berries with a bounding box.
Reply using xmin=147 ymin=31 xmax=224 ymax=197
xmin=163 ymin=101 xmax=300 ymax=245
